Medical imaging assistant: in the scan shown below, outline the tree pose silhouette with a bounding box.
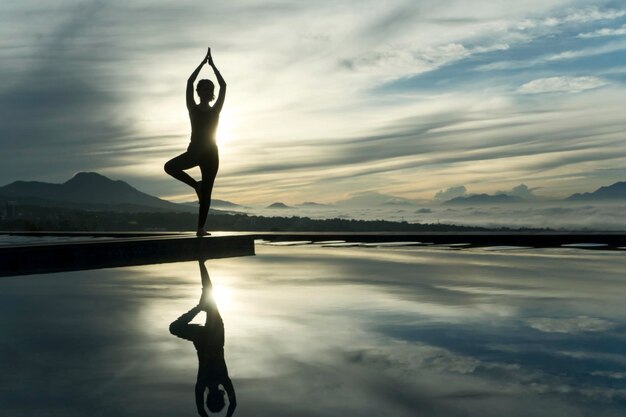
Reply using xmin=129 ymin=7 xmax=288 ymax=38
xmin=164 ymin=47 xmax=226 ymax=236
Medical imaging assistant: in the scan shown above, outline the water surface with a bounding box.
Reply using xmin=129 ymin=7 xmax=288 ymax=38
xmin=1 ymin=245 xmax=626 ymax=416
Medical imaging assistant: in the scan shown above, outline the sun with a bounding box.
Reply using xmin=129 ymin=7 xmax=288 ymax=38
xmin=216 ymin=107 xmax=236 ymax=144
xmin=210 ymin=285 xmax=234 ymax=312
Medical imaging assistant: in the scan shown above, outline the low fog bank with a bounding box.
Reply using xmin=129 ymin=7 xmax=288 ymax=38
xmin=233 ymin=201 xmax=626 ymax=231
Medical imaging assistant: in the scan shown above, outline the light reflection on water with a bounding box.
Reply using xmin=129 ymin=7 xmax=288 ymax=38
xmin=1 ymin=246 xmax=626 ymax=416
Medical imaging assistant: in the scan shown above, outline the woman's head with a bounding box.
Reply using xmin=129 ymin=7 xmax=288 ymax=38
xmin=206 ymin=388 xmax=226 ymax=412
xmin=197 ymin=79 xmax=215 ymax=101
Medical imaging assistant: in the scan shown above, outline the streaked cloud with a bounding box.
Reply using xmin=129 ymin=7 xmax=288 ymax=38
xmin=578 ymin=23 xmax=626 ymax=38
xmin=1 ymin=0 xmax=626 ymax=205
xmin=518 ymin=76 xmax=608 ymax=93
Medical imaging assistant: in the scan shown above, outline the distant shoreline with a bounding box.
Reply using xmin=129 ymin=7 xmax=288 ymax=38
xmin=0 ymin=203 xmax=555 ymax=233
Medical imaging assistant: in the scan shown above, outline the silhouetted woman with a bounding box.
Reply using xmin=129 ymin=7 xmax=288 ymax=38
xmin=170 ymin=261 xmax=237 ymax=417
xmin=164 ymin=47 xmax=226 ymax=236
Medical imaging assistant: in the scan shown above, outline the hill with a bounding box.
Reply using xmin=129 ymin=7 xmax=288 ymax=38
xmin=566 ymin=182 xmax=626 ymax=201
xmin=298 ymin=202 xmax=330 ymax=208
xmin=0 ymin=172 xmax=195 ymax=213
xmin=182 ymin=199 xmax=243 ymax=209
xmin=267 ymin=202 xmax=291 ymax=209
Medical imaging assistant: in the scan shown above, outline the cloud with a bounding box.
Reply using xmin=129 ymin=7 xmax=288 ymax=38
xmin=0 ymin=1 xmax=133 ymax=181
xmin=340 ymin=42 xmax=509 ymax=80
xmin=495 ymin=184 xmax=536 ymax=199
xmin=476 ymin=35 xmax=626 ymax=73
xmin=545 ymin=7 xmax=626 ymax=25
xmin=546 ymin=38 xmax=626 ymax=61
xmin=578 ymin=23 xmax=626 ymax=38
xmin=3 ymin=1 xmax=626 ymax=205
xmin=518 ymin=76 xmax=608 ymax=94
xmin=434 ymin=185 xmax=467 ymax=201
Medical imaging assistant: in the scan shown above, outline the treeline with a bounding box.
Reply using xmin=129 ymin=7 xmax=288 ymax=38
xmin=0 ymin=204 xmax=519 ymax=232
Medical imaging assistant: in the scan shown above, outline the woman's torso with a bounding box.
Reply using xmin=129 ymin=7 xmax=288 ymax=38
xmin=189 ymin=105 xmax=220 ymax=149
xmin=194 ymin=316 xmax=227 ymax=382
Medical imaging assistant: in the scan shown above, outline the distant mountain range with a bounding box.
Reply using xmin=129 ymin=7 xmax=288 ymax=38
xmin=1 ymin=172 xmax=206 ymax=213
xmin=566 ymin=181 xmax=626 ymax=201
xmin=439 ymin=181 xmax=626 ymax=205
xmin=5 ymin=173 xmax=625 ymax=216
xmin=443 ymin=194 xmax=522 ymax=205
xmin=335 ymin=191 xmax=415 ymax=207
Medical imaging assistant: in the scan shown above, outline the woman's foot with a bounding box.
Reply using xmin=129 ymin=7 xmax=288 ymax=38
xmin=196 ymin=228 xmax=211 ymax=237
xmin=195 ymin=181 xmax=203 ymax=203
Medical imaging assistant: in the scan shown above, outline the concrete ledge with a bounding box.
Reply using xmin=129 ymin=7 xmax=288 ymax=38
xmin=0 ymin=235 xmax=255 ymax=277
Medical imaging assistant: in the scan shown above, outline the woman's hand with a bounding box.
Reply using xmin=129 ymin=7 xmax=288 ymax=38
xmin=206 ymin=47 xmax=213 ymax=65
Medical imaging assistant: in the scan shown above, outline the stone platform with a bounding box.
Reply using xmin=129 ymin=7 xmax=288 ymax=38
xmin=2 ymin=230 xmax=625 ymax=277
xmin=0 ymin=233 xmax=255 ymax=277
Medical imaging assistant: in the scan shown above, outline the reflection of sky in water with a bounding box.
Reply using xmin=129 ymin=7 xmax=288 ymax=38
xmin=1 ymin=246 xmax=626 ymax=416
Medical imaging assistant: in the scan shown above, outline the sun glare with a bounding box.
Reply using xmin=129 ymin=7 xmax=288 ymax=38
xmin=217 ymin=107 xmax=236 ymax=145
xmin=210 ymin=285 xmax=235 ymax=312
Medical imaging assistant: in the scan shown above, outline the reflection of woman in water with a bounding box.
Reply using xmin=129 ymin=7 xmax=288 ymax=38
xmin=164 ymin=47 xmax=226 ymax=237
xmin=169 ymin=261 xmax=236 ymax=417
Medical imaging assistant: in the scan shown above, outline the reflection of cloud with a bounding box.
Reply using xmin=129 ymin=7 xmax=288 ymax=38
xmin=5 ymin=245 xmax=626 ymax=415
xmin=590 ymin=371 xmax=626 ymax=379
xmin=526 ymin=316 xmax=617 ymax=334
xmin=436 ymin=285 xmax=569 ymax=298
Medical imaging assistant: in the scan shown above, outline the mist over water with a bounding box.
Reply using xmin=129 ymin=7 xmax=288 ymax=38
xmin=2 ymin=245 xmax=626 ymax=416
xmin=230 ymin=202 xmax=626 ymax=230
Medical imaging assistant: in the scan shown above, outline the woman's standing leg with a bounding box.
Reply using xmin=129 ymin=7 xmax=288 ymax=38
xmin=197 ymin=150 xmax=219 ymax=234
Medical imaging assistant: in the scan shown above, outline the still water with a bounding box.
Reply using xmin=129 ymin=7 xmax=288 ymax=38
xmin=1 ymin=245 xmax=626 ymax=416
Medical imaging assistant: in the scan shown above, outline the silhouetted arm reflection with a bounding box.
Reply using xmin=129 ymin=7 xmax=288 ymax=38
xmin=170 ymin=261 xmax=236 ymax=417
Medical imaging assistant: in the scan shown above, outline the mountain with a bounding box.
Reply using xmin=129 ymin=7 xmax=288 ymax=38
xmin=211 ymin=199 xmax=243 ymax=208
xmin=267 ymin=202 xmax=290 ymax=209
xmin=566 ymin=182 xmax=626 ymax=201
xmin=298 ymin=202 xmax=330 ymax=208
xmin=381 ymin=198 xmax=415 ymax=206
xmin=0 ymin=172 xmax=195 ymax=213
xmin=443 ymin=194 xmax=522 ymax=205
xmin=182 ymin=198 xmax=243 ymax=209
xmin=335 ymin=191 xmax=414 ymax=207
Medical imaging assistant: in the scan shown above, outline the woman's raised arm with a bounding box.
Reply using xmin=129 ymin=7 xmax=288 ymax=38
xmin=207 ymin=49 xmax=227 ymax=112
xmin=187 ymin=48 xmax=210 ymax=110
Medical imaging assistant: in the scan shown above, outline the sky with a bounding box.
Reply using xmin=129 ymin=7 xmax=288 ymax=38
xmin=1 ymin=0 xmax=626 ymax=205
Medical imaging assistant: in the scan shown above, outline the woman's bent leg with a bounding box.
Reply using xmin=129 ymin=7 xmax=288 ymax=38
xmin=164 ymin=152 xmax=198 ymax=189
